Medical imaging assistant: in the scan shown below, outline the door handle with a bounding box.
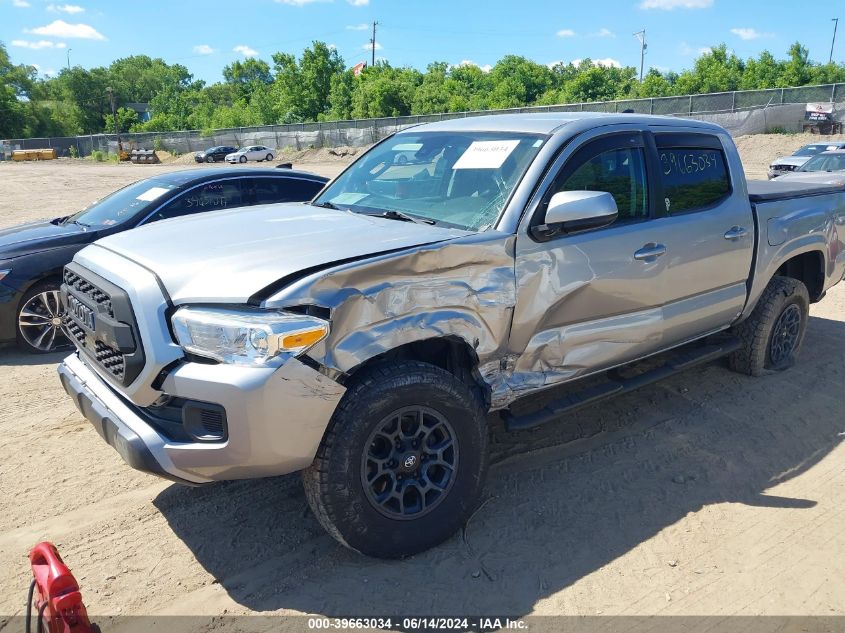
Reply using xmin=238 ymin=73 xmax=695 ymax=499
xmin=633 ymin=243 xmax=667 ymax=261
xmin=724 ymin=226 xmax=748 ymax=241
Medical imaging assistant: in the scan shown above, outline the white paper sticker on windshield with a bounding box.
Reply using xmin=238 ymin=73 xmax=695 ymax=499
xmin=136 ymin=186 xmax=171 ymax=202
xmin=453 ymin=140 xmax=520 ymax=170
xmin=331 ymin=192 xmax=368 ymax=205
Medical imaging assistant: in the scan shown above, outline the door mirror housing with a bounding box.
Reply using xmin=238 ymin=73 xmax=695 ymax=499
xmin=532 ymin=190 xmax=619 ymax=240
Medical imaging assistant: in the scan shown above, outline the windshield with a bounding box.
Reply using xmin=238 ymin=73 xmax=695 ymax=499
xmin=794 ymin=144 xmax=838 ymax=157
xmin=798 ymin=153 xmax=845 ymax=172
xmin=313 ymin=131 xmax=546 ymax=231
xmin=65 ymin=179 xmax=178 ymax=227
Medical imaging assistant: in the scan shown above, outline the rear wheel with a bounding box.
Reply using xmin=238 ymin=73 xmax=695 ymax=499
xmin=729 ymin=276 xmax=809 ymax=376
xmin=265 ymin=153 xmax=273 ymax=162
xmin=17 ymin=282 xmax=70 ymax=354
xmin=303 ymin=361 xmax=488 ymax=558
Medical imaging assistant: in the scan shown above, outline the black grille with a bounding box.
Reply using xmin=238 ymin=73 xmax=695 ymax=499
xmin=63 ymin=268 xmax=114 ymax=317
xmin=94 ymin=341 xmax=125 ymax=381
xmin=61 ymin=263 xmax=144 ymax=386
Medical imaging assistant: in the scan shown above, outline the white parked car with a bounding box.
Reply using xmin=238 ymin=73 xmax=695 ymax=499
xmin=768 ymin=142 xmax=845 ymax=178
xmin=225 ymin=145 xmax=276 ymax=164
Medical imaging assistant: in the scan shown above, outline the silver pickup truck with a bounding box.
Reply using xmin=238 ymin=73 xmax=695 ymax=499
xmin=58 ymin=113 xmax=845 ymax=558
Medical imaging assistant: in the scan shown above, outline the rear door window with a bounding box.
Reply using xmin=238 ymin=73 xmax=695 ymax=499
xmin=250 ymin=177 xmax=324 ymax=204
xmin=655 ymin=135 xmax=731 ymax=215
xmin=148 ymin=180 xmax=243 ymax=222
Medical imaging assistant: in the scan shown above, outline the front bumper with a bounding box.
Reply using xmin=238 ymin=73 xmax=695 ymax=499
xmin=58 ymin=352 xmax=346 ymax=484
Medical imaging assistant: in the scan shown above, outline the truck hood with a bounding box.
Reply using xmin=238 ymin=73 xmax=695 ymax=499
xmin=87 ymin=203 xmax=472 ymax=303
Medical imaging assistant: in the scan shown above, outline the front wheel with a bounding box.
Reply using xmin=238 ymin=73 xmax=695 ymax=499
xmin=303 ymin=361 xmax=488 ymax=558
xmin=205 ymin=155 xmax=215 ymax=163
xmin=728 ymin=276 xmax=809 ymax=376
xmin=17 ymin=282 xmax=70 ymax=354
xmin=239 ymin=155 xmax=247 ymax=164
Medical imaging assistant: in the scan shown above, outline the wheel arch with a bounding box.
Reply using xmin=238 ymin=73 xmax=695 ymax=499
xmin=342 ymin=335 xmax=491 ymax=409
xmin=774 ymin=249 xmax=825 ymax=302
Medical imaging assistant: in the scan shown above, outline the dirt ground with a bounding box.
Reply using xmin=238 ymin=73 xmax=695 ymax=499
xmin=0 ymin=135 xmax=843 ymax=627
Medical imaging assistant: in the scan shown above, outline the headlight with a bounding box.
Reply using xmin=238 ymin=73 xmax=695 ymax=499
xmin=0 ymin=269 xmax=10 ymax=283
xmin=171 ymin=307 xmax=329 ymax=367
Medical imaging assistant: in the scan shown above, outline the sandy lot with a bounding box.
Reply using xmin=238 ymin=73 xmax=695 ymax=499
xmin=0 ymin=136 xmax=843 ymax=627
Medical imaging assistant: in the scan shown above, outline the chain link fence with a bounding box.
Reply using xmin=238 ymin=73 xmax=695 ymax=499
xmin=4 ymin=82 xmax=845 ymax=159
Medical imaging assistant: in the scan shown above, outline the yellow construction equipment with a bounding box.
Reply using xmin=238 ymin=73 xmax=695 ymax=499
xmin=11 ymin=149 xmax=58 ymax=161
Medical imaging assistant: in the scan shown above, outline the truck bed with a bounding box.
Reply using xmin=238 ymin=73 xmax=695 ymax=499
xmin=747 ymin=179 xmax=845 ymax=202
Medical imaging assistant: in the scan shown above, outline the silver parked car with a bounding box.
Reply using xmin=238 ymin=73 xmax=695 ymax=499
xmin=768 ymin=142 xmax=845 ymax=178
xmin=225 ymin=145 xmax=276 ymax=164
xmin=775 ymin=149 xmax=845 ymax=185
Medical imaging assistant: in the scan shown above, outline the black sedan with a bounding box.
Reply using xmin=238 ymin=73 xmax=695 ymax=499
xmin=0 ymin=167 xmax=328 ymax=353
xmin=194 ymin=146 xmax=238 ymax=163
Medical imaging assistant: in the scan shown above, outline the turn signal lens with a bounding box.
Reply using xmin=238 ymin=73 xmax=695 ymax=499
xmin=280 ymin=327 xmax=328 ymax=352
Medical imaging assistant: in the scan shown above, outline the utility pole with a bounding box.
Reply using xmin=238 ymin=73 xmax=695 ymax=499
xmin=66 ymin=48 xmax=71 ymax=71
xmin=370 ymin=21 xmax=379 ymax=67
xmin=106 ymin=86 xmax=122 ymax=155
xmin=830 ymin=18 xmax=839 ymax=64
xmin=634 ymin=30 xmax=647 ymax=81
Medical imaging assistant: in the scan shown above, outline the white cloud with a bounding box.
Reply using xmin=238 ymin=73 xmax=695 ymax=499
xmin=347 ymin=0 xmax=368 ymax=5
xmin=12 ymin=0 xmax=31 ymax=7
xmin=568 ymin=58 xmax=622 ymax=68
xmin=640 ymin=0 xmax=712 ymax=8
xmin=680 ymin=41 xmax=712 ymax=56
xmin=26 ymin=20 xmax=105 ymax=40
xmin=556 ymin=29 xmax=576 ymax=37
xmin=547 ymin=60 xmax=564 ymax=69
xmin=233 ymin=44 xmax=258 ymax=57
xmin=11 ymin=39 xmax=67 ymax=49
xmin=362 ymin=41 xmax=383 ymax=51
xmin=592 ymin=28 xmax=615 ymax=38
xmin=193 ymin=44 xmax=215 ymax=55
xmin=346 ymin=23 xmax=369 ymax=30
xmin=593 ymin=57 xmax=622 ymax=68
xmin=730 ymin=27 xmax=772 ymax=40
xmin=456 ymin=60 xmax=492 ymax=73
xmin=47 ymin=4 xmax=85 ymax=13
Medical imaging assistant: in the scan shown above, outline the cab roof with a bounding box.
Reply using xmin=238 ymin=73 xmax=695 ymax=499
xmin=403 ymin=112 xmax=725 ymax=136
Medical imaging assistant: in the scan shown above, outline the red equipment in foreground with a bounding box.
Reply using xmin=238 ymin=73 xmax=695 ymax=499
xmin=27 ymin=542 xmax=94 ymax=633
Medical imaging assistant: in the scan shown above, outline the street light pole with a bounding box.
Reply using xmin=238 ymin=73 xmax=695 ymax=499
xmin=66 ymin=48 xmax=71 ymax=71
xmin=830 ymin=18 xmax=839 ymax=64
xmin=634 ymin=30 xmax=647 ymax=81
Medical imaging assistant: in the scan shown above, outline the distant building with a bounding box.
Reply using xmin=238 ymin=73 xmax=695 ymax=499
xmin=125 ymin=102 xmax=152 ymax=122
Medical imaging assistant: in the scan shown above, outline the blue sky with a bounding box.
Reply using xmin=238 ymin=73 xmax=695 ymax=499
xmin=2 ymin=0 xmax=843 ymax=83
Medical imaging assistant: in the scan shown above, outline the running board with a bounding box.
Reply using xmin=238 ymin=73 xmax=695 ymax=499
xmin=502 ymin=338 xmax=742 ymax=432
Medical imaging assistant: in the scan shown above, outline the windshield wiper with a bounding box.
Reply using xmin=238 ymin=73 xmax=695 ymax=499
xmin=311 ymin=201 xmax=343 ymax=210
xmin=372 ymin=210 xmax=436 ymax=225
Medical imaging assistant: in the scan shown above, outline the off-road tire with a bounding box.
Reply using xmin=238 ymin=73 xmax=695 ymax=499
xmin=303 ymin=361 xmax=488 ymax=558
xmin=728 ymin=276 xmax=809 ymax=376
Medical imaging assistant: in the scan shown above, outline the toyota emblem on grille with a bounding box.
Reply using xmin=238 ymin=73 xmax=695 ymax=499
xmin=404 ymin=455 xmax=417 ymax=469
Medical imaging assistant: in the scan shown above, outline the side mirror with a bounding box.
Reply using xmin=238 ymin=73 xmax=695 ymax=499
xmin=532 ymin=190 xmax=618 ymax=240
